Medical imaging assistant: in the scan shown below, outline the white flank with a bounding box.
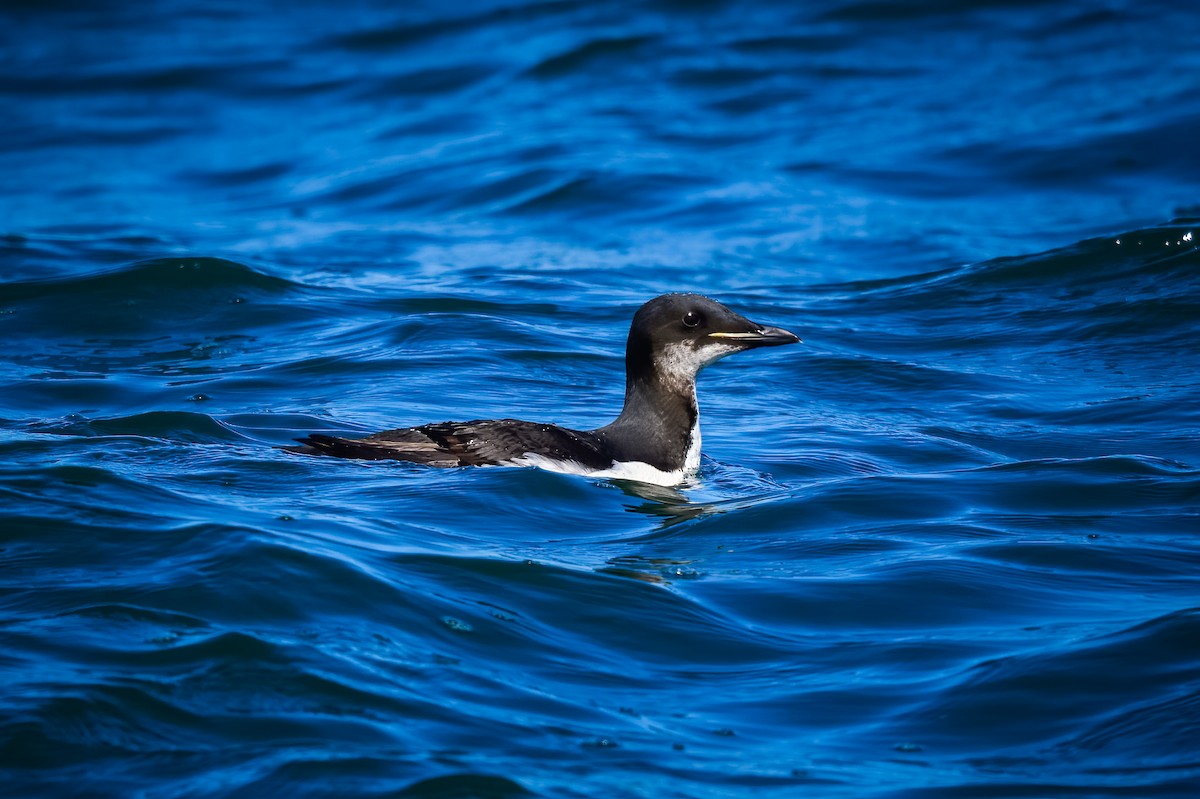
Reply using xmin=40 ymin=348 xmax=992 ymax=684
xmin=506 ymin=419 xmax=702 ymax=487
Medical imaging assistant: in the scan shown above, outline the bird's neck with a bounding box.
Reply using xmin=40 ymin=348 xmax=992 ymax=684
xmin=595 ymin=368 xmax=700 ymax=473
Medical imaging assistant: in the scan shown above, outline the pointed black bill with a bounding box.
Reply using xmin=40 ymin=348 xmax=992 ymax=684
xmin=708 ymin=324 xmax=801 ymax=347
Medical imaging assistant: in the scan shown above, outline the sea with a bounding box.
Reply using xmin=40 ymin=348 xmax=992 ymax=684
xmin=2 ymin=1 xmax=1198 ymax=797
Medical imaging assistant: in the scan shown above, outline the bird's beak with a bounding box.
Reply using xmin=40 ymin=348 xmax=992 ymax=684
xmin=709 ymin=324 xmax=801 ymax=347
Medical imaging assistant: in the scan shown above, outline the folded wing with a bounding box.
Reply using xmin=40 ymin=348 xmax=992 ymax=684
xmin=289 ymin=419 xmax=611 ymax=469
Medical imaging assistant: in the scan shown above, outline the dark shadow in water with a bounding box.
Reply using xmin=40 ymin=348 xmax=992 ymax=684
xmin=609 ymin=478 xmax=715 ymax=525
xmin=595 ymin=470 xmax=794 ymax=581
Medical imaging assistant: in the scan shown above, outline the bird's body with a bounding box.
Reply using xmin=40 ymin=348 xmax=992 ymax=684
xmin=289 ymin=293 xmax=799 ymax=486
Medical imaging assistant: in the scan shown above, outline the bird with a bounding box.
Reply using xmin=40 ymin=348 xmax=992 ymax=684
xmin=287 ymin=293 xmax=800 ymax=486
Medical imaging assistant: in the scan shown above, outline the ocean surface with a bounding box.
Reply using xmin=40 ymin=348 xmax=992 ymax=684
xmin=2 ymin=1 xmax=1199 ymax=797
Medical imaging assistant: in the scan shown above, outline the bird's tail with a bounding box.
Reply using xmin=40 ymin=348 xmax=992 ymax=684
xmin=282 ymin=433 xmax=460 ymax=465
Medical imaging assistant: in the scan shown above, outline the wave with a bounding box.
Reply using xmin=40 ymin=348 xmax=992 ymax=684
xmin=801 ymin=220 xmax=1200 ymax=423
xmin=525 ymin=34 xmax=660 ymax=78
xmin=0 ymin=256 xmax=300 ymax=301
xmin=24 ymin=410 xmax=246 ymax=444
xmin=890 ymin=608 xmax=1200 ymax=758
xmin=839 ymin=219 xmax=1198 ymax=304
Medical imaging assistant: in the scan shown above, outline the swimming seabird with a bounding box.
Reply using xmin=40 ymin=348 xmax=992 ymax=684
xmin=288 ymin=293 xmax=800 ymax=486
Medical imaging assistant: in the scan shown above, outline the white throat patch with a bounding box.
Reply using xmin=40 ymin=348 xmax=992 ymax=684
xmin=654 ymin=341 xmax=740 ymax=394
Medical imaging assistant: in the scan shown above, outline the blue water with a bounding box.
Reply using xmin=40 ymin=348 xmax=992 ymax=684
xmin=3 ymin=1 xmax=1199 ymax=797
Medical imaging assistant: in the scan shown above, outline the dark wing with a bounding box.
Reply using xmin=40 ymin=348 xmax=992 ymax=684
xmin=287 ymin=419 xmax=611 ymax=469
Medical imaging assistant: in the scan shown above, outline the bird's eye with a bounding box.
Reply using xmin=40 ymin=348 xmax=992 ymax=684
xmin=682 ymin=310 xmax=702 ymax=328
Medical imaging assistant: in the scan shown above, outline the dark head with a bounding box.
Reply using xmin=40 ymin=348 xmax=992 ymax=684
xmin=625 ymin=293 xmax=800 ymax=391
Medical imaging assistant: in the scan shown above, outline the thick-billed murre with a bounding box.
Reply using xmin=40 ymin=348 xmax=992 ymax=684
xmin=288 ymin=293 xmax=800 ymax=486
